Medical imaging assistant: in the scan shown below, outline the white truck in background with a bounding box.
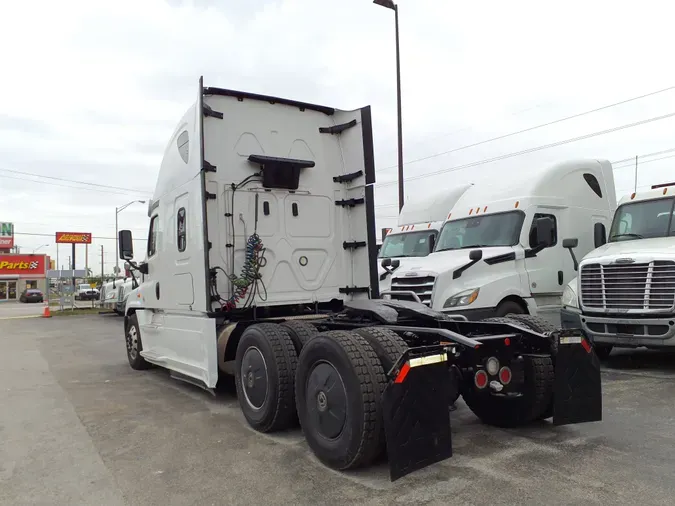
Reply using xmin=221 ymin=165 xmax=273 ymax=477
xmin=377 ymin=183 xmax=473 ymax=295
xmin=100 ymin=277 xmax=132 ymax=314
xmin=388 ymin=159 xmax=617 ymax=327
xmin=561 ymin=182 xmax=675 ymax=358
xmin=115 ymin=78 xmax=604 ymax=481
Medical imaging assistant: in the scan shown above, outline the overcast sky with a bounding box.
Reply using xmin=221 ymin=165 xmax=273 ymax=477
xmin=2 ymin=0 xmax=675 ymax=272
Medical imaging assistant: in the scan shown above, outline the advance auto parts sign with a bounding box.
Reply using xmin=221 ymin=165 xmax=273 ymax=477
xmin=0 ymin=255 xmax=46 ymax=276
xmin=55 ymin=232 xmax=92 ymax=244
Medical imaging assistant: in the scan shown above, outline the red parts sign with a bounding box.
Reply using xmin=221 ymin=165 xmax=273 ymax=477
xmin=0 ymin=255 xmax=46 ymax=276
xmin=55 ymin=232 xmax=92 ymax=244
xmin=0 ymin=222 xmax=14 ymax=249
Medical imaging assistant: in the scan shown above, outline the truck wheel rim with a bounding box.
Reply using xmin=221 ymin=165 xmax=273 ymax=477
xmin=306 ymin=361 xmax=347 ymax=440
xmin=241 ymin=346 xmax=268 ymax=410
xmin=127 ymin=326 xmax=138 ymax=360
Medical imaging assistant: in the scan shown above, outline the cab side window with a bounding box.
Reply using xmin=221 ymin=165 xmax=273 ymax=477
xmin=528 ymin=213 xmax=557 ymax=248
xmin=148 ymin=215 xmax=159 ymax=257
xmin=177 ymin=207 xmax=187 ymax=252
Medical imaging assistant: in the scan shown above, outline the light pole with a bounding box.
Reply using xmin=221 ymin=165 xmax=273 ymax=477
xmin=32 ymin=244 xmax=49 ymax=253
xmin=374 ymin=0 xmax=404 ymax=211
xmin=115 ymin=200 xmax=146 ymax=275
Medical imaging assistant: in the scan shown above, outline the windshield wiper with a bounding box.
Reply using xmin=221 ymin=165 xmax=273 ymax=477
xmin=610 ymin=233 xmax=644 ymax=240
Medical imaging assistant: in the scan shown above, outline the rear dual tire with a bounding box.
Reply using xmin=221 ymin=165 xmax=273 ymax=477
xmin=236 ymin=323 xmax=391 ymax=470
xmin=295 ymin=330 xmax=387 ymax=470
xmin=234 ymin=323 xmax=299 ymax=433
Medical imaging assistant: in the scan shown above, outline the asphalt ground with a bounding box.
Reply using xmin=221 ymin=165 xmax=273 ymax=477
xmin=2 ymin=312 xmax=675 ymax=505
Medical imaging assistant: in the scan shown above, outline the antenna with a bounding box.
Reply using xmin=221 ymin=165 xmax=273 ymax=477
xmin=634 ymin=155 xmax=638 ymax=193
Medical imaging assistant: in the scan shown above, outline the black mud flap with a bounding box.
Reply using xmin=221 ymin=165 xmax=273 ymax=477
xmin=381 ymin=347 xmax=453 ymax=481
xmin=553 ymin=330 xmax=602 ymax=426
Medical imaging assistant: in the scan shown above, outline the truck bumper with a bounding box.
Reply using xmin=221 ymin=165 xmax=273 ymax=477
xmin=579 ymin=313 xmax=675 ymax=348
xmin=560 ymin=307 xmax=583 ymax=330
xmin=440 ymin=306 xmax=497 ymax=321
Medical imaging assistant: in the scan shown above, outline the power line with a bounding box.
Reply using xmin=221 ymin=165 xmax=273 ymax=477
xmin=376 ymin=111 xmax=675 ymax=188
xmin=0 ymin=168 xmax=152 ymax=195
xmin=13 ymin=232 xmax=147 ymax=241
xmin=376 ymin=84 xmax=675 ymax=172
xmin=612 ymin=148 xmax=675 ymax=168
xmin=11 ymin=219 xmax=147 ymax=231
xmin=615 ymin=153 xmax=675 ymax=171
xmin=376 ymin=100 xmax=552 ymax=167
xmin=372 ymin=147 xmax=675 ymax=212
xmin=0 ymin=174 xmax=151 ymax=197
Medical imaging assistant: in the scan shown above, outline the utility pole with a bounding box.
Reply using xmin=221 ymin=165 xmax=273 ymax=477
xmin=71 ymin=244 xmax=76 ymax=290
xmin=101 ymin=245 xmax=104 ymax=282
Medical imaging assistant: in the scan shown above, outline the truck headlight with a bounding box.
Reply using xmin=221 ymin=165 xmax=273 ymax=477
xmin=562 ymin=284 xmax=579 ymax=309
xmin=444 ymin=288 xmax=480 ymax=308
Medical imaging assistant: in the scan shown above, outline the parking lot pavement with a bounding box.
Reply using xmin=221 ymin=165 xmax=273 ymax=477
xmin=0 ymin=302 xmax=44 ymax=319
xmin=3 ymin=318 xmax=675 ymax=506
xmin=0 ymin=301 xmax=98 ymax=320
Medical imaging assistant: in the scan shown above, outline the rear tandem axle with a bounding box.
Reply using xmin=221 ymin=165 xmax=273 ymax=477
xmin=226 ymin=299 xmax=603 ymax=481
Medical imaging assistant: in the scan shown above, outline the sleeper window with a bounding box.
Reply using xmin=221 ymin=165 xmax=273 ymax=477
xmin=148 ymin=215 xmax=159 ymax=257
xmin=177 ymin=207 xmax=187 ymax=252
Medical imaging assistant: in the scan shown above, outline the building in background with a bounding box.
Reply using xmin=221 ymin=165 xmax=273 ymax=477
xmin=0 ymin=254 xmax=49 ymax=301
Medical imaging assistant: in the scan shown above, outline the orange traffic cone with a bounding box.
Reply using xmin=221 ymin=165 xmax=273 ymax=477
xmin=42 ymin=302 xmax=51 ymax=318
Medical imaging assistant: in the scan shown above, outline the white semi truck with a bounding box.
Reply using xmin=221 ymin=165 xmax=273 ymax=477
xmin=378 ymin=183 xmax=473 ymax=295
xmin=117 ymin=78 xmax=603 ymax=481
xmin=561 ymin=182 xmax=675 ymax=358
xmin=388 ymin=160 xmax=617 ymax=327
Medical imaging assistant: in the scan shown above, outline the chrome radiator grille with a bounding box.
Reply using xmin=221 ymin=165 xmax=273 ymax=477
xmin=580 ymin=261 xmax=675 ymax=311
xmin=390 ymin=275 xmax=436 ymax=306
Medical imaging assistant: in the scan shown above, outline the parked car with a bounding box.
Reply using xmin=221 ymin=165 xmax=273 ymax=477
xmin=19 ymin=289 xmax=44 ymax=303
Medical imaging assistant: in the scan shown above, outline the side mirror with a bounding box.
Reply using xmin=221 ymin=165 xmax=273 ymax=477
xmin=381 ymin=258 xmax=392 ymax=268
xmin=139 ymin=262 xmax=149 ymax=275
xmin=118 ymin=230 xmax=134 ymax=260
xmin=562 ymin=237 xmax=579 ymax=272
xmin=594 ymin=222 xmax=607 ymax=247
xmin=428 ymin=234 xmax=436 ymax=253
xmin=469 ymin=249 xmax=483 ymax=261
xmin=534 ymin=217 xmax=554 ymax=248
xmin=391 ymin=259 xmax=401 ymax=269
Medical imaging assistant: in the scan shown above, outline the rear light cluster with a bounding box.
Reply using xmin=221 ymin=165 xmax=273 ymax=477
xmin=473 ymin=356 xmax=512 ymax=389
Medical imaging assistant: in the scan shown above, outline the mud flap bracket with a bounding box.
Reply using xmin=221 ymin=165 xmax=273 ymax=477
xmin=552 ymin=330 xmax=602 ymax=426
xmin=382 ymin=347 xmax=453 ymax=481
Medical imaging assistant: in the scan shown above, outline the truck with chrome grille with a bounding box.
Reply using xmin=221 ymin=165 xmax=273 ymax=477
xmin=561 ymin=182 xmax=675 ymax=357
xmin=378 ymin=183 xmax=473 ymax=296
xmin=388 ymin=159 xmax=617 ymax=327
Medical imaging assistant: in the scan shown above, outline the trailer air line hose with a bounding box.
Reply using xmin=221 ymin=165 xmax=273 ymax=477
xmin=215 ymin=183 xmax=268 ymax=311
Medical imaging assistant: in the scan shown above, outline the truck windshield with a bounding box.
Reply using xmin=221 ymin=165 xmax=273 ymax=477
xmin=436 ymin=211 xmax=524 ymax=252
xmin=378 ymin=230 xmax=438 ymax=258
xmin=609 ymin=197 xmax=675 ymax=241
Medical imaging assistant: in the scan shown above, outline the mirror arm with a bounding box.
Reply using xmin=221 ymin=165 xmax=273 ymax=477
xmin=565 ymin=247 xmax=579 ymax=272
xmin=524 ymin=243 xmax=546 ymax=258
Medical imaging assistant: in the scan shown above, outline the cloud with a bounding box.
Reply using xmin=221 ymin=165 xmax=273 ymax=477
xmin=1 ymin=0 xmax=675 ymax=267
